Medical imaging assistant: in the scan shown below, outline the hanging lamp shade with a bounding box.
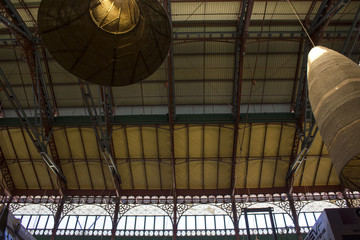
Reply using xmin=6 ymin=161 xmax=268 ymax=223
xmin=308 ymin=46 xmax=360 ymax=190
xmin=38 ymin=0 xmax=171 ymax=86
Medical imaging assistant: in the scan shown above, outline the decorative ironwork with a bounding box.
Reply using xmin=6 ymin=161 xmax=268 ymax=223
xmin=215 ymin=203 xmax=233 ymax=217
xmin=157 ymin=203 xmax=174 ymax=218
xmin=118 ymin=203 xmax=137 ymax=217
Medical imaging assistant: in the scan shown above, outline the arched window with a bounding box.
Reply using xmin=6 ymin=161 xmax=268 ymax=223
xmin=57 ymin=205 xmax=112 ymax=237
xmin=116 ymin=205 xmax=172 ymax=237
xmin=178 ymin=204 xmax=234 ymax=237
xmin=298 ymin=201 xmax=339 ymax=231
xmin=13 ymin=204 xmax=54 ymax=236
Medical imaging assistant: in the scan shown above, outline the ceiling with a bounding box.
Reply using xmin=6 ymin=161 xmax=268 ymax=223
xmin=0 ymin=0 xmax=359 ymax=198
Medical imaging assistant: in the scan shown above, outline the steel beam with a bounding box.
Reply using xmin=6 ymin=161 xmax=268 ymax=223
xmin=0 ymin=69 xmax=66 ymax=184
xmin=78 ymin=80 xmax=122 ymax=197
xmin=288 ymin=0 xmax=349 ymax=185
xmin=342 ymin=6 xmax=360 ymax=57
xmin=231 ymin=1 xmax=254 ymax=239
xmin=0 ymin=0 xmax=66 ymax=193
xmin=5 ymin=185 xmax=345 ymax=198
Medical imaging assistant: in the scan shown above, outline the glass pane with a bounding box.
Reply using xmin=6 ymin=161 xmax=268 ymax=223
xmin=95 ymin=216 xmax=105 ymax=229
xmin=256 ymin=215 xmax=266 ymax=228
xmin=305 ymin=213 xmax=316 ymax=227
xmin=206 ymin=216 xmax=215 ymax=230
xmin=67 ymin=216 xmax=77 ymax=229
xmin=58 ymin=216 xmax=69 ymax=230
xmin=298 ymin=213 xmax=307 ymax=227
xmin=274 ymin=214 xmax=285 ymax=227
xmin=187 ymin=216 xmax=196 ymax=230
xmin=224 ymin=216 xmax=234 ymax=230
xmin=247 ymin=215 xmax=256 ymax=228
xmin=28 ymin=216 xmax=39 ymax=229
xmin=135 ymin=216 xmax=145 ymax=230
xmin=155 ymin=216 xmax=164 ymax=230
xmin=36 ymin=216 xmax=49 ymax=230
xmin=215 ymin=216 xmax=225 ymax=229
xmin=145 ymin=216 xmax=154 ymax=230
xmin=164 ymin=217 xmax=172 ymax=230
xmin=117 ymin=217 xmax=126 ymax=230
xmin=239 ymin=215 xmax=246 ymax=229
xmin=265 ymin=214 xmax=272 ymax=228
xmin=196 ymin=216 xmax=205 ymax=230
xmin=85 ymin=216 xmax=96 ymax=229
xmin=77 ymin=216 xmax=87 ymax=230
xmin=21 ymin=216 xmax=31 ymax=228
xmin=104 ymin=216 xmax=113 ymax=230
xmin=126 ymin=216 xmax=136 ymax=230
xmin=284 ymin=214 xmax=294 ymax=228
xmin=46 ymin=216 xmax=54 ymax=229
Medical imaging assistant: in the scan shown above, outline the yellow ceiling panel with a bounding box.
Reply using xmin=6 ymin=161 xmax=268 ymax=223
xmin=235 ymin=160 xmax=247 ymax=189
xmin=66 ymin=127 xmax=86 ymax=159
xmin=118 ymin=161 xmax=134 ymax=189
xmin=113 ymin=127 xmax=128 ymax=159
xmin=159 ymin=159 xmax=173 ymax=189
xmin=189 ymin=125 xmax=203 ymax=159
xmin=62 ymin=161 xmax=80 ymax=189
xmin=175 ymin=160 xmax=187 ymax=189
xmin=21 ymin=129 xmax=41 ymax=160
xmin=53 ymin=127 xmax=71 ymax=160
xmin=217 ymin=158 xmax=231 ymax=189
xmin=32 ymin=162 xmax=54 ymax=189
xmin=80 ymin=128 xmax=100 ymax=160
xmin=7 ymin=128 xmax=29 ymax=160
xmin=204 ymin=126 xmax=220 ymax=158
xmin=7 ymin=162 xmax=26 ymax=189
xmin=279 ymin=124 xmax=296 ymax=156
xmin=130 ymin=161 xmax=147 ymax=189
xmin=124 ymin=126 xmax=142 ymax=159
xmin=141 ymin=127 xmax=158 ymax=159
xmin=315 ymin=158 xmax=338 ymax=186
xmin=73 ymin=162 xmax=92 ymax=189
xmin=327 ymin=166 xmax=340 ymax=186
xmin=265 ymin=125 xmax=282 ymax=157
xmin=145 ymin=161 xmax=162 ymax=189
xmin=157 ymin=126 xmax=171 ymax=159
xmin=246 ymin=159 xmax=262 ymax=188
xmin=0 ymin=129 xmax=16 ymax=159
xmin=237 ymin=124 xmax=251 ymax=157
xmin=249 ymin=124 xmax=266 ymax=157
xmin=297 ymin=157 xmax=320 ymax=186
xmin=88 ymin=162 xmax=107 ymax=190
xmin=219 ymin=125 xmax=234 ymax=157
xmin=189 ymin=160 xmax=202 ymax=189
xmin=174 ymin=124 xmax=187 ymax=158
xmin=204 ymin=161 xmax=218 ymax=189
xmin=273 ymin=158 xmax=289 ymax=188
xmin=18 ymin=161 xmax=39 ymax=189
xmin=260 ymin=159 xmax=277 ymax=188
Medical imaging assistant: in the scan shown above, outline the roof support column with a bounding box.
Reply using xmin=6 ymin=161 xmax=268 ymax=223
xmin=51 ymin=196 xmax=65 ymax=240
xmin=230 ymin=1 xmax=254 ymax=239
xmin=111 ymin=198 xmax=120 ymax=240
xmin=163 ymin=0 xmax=177 ymax=239
xmin=287 ymin=192 xmax=302 ymax=240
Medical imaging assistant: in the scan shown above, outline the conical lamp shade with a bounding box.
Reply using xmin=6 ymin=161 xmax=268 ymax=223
xmin=38 ymin=0 xmax=172 ymax=86
xmin=308 ymin=46 xmax=360 ymax=190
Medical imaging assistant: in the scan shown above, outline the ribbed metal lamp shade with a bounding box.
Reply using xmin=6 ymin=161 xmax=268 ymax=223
xmin=308 ymin=46 xmax=360 ymax=190
xmin=38 ymin=0 xmax=171 ymax=86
